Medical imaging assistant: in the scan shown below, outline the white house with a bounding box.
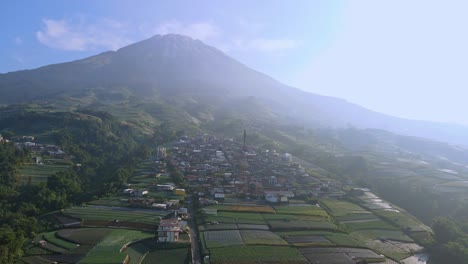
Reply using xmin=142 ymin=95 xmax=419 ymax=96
xmin=157 ymin=219 xmax=181 ymax=242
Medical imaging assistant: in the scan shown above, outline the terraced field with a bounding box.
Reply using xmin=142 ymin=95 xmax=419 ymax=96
xmin=63 ymin=206 xmax=166 ymax=225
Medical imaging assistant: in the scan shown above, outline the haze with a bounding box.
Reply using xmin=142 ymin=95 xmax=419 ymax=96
xmin=1 ymin=0 xmax=467 ymax=125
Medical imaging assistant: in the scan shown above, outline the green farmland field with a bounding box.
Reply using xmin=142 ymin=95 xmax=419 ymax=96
xmin=209 ymin=245 xmax=308 ymax=264
xmin=80 ymin=229 xmax=153 ymax=264
xmin=63 ymin=206 xmax=166 ymax=225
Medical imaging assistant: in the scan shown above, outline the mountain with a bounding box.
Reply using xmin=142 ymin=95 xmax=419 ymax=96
xmin=1 ymin=34 xmax=468 ymax=145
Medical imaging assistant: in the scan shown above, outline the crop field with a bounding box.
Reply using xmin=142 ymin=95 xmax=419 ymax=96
xmin=80 ymin=229 xmax=153 ymax=264
xmin=353 ymin=230 xmax=413 ymax=242
xmin=365 ymin=239 xmax=414 ymax=260
xmin=344 ymin=219 xmax=398 ymax=231
xmin=18 ymin=163 xmax=70 ymax=184
xmin=217 ymin=211 xmax=264 ymax=220
xmin=276 ymin=230 xmax=362 ymax=247
xmin=56 ymin=228 xmax=113 ymax=245
xmin=268 ymin=219 xmax=337 ymax=231
xmin=335 ymin=213 xmax=379 ymax=222
xmin=320 ymin=199 xmax=369 ymax=217
xmin=141 ymin=248 xmax=189 ymax=264
xmin=42 ymin=231 xmax=79 ymax=250
xmin=239 ymin=230 xmax=288 ymax=245
xmin=285 ymin=235 xmax=331 ymax=244
xmin=237 ymin=224 xmax=270 ymax=230
xmin=207 ymin=205 xmax=276 ymax=213
xmin=274 ymin=205 xmax=329 ymax=217
xmin=209 ymin=245 xmax=308 ymax=264
xmin=299 ymin=247 xmax=384 ymax=264
xmin=373 ymin=209 xmax=429 ymax=231
xmin=63 ymin=206 xmax=166 ymax=225
xmin=203 ymin=230 xmax=244 ymax=248
xmin=205 ymin=215 xmax=266 ymax=225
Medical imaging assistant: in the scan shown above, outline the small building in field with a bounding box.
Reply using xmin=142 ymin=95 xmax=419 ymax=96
xmin=157 ymin=218 xmax=181 ymax=242
xmin=174 ymin=189 xmax=186 ymax=196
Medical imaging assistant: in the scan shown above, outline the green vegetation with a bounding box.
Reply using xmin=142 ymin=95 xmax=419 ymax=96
xmin=274 ymin=205 xmax=329 ymax=217
xmin=239 ymin=230 xmax=288 ymax=245
xmin=80 ymin=229 xmax=153 ymax=264
xmin=209 ymin=245 xmax=308 ymax=264
xmin=203 ymin=230 xmax=243 ymax=248
xmin=63 ymin=206 xmax=166 ymax=225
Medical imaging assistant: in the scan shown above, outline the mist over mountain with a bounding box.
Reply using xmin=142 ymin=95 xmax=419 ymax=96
xmin=1 ymin=34 xmax=467 ymax=145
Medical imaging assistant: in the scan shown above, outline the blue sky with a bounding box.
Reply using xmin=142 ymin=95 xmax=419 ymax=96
xmin=1 ymin=0 xmax=467 ymax=125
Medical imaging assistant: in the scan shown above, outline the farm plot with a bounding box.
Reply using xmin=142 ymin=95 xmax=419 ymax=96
xmin=63 ymin=206 xmax=166 ymax=225
xmin=205 ymin=211 xmax=267 ymax=225
xmin=320 ymin=199 xmax=369 ymax=217
xmin=274 ymin=205 xmax=329 ymax=217
xmin=56 ymin=228 xmax=112 ymax=245
xmin=42 ymin=231 xmax=79 ymax=250
xmin=141 ymin=248 xmax=189 ymax=264
xmin=285 ymin=235 xmax=330 ymax=243
xmin=353 ymin=230 xmax=414 ymax=242
xmin=80 ymin=229 xmax=153 ymax=264
xmin=373 ymin=209 xmax=430 ymax=231
xmin=276 ymin=231 xmax=361 ymax=247
xmin=18 ymin=163 xmax=70 ymax=184
xmin=239 ymin=230 xmax=288 ymax=245
xmin=344 ymin=219 xmax=398 ymax=231
xmin=365 ymin=240 xmax=415 ymax=261
xmin=268 ymin=219 xmax=337 ymax=231
xmin=209 ymin=245 xmax=308 ymax=264
xmin=207 ymin=204 xmax=276 ymax=213
xmin=203 ymin=230 xmax=243 ymax=248
xmin=300 ymin=247 xmax=385 ymax=264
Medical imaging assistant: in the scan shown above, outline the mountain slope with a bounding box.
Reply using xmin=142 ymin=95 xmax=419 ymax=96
xmin=1 ymin=34 xmax=467 ymax=145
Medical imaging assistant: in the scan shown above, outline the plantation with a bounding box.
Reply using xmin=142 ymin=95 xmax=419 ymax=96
xmin=18 ymin=162 xmax=70 ymax=184
xmin=203 ymin=230 xmax=244 ymax=248
xmin=239 ymin=230 xmax=288 ymax=245
xmin=207 ymin=204 xmax=276 ymax=213
xmin=209 ymin=245 xmax=308 ymax=264
xmin=268 ymin=219 xmax=337 ymax=231
xmin=320 ymin=199 xmax=369 ymax=217
xmin=344 ymin=219 xmax=398 ymax=231
xmin=63 ymin=206 xmax=166 ymax=225
xmin=80 ymin=229 xmax=154 ymax=264
xmin=274 ymin=205 xmax=329 ymax=217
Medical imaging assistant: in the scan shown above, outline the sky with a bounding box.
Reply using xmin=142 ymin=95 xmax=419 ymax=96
xmin=1 ymin=0 xmax=468 ymax=125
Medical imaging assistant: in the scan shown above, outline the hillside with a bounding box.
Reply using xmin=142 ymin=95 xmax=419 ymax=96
xmin=1 ymin=34 xmax=468 ymax=146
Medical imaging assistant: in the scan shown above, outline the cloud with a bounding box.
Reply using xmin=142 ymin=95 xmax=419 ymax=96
xmin=153 ymin=21 xmax=221 ymax=41
xmin=247 ymin=38 xmax=298 ymax=52
xmin=36 ymin=18 xmax=133 ymax=51
xmin=14 ymin=37 xmax=23 ymax=45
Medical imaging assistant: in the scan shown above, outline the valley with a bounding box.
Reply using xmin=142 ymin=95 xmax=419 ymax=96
xmin=0 ymin=34 xmax=468 ymax=263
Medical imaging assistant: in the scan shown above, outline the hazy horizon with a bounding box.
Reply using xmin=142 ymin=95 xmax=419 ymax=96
xmin=2 ymin=0 xmax=468 ymax=126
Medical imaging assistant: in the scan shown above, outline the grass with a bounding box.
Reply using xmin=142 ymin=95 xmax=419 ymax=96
xmin=80 ymin=229 xmax=153 ymax=264
xmin=209 ymin=245 xmax=308 ymax=264
xmin=240 ymin=230 xmax=288 ymax=246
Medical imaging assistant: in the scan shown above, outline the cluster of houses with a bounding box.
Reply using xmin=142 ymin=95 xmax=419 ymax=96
xmin=14 ymin=136 xmax=68 ymax=158
xmin=169 ymin=135 xmax=344 ymax=205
